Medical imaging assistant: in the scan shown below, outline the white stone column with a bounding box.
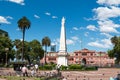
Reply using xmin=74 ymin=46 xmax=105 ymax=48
xmin=57 ymin=17 xmax=68 ymax=66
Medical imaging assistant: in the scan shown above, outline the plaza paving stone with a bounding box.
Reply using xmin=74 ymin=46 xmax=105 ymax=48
xmin=0 ymin=68 xmax=120 ymax=80
xmin=61 ymin=68 xmax=120 ymax=80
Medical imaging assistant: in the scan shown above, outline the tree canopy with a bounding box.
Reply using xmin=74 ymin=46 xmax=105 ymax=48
xmin=0 ymin=36 xmax=14 ymax=64
xmin=13 ymin=39 xmax=44 ymax=64
xmin=108 ymin=36 xmax=120 ymax=64
xmin=29 ymin=40 xmax=44 ymax=62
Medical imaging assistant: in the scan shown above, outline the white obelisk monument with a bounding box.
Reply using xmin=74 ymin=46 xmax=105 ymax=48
xmin=57 ymin=17 xmax=68 ymax=66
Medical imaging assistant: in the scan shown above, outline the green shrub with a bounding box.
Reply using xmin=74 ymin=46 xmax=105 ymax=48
xmin=8 ymin=64 xmax=13 ymax=68
xmin=39 ymin=64 xmax=97 ymax=71
xmin=68 ymin=64 xmax=84 ymax=70
xmin=60 ymin=65 xmax=68 ymax=70
xmin=44 ymin=65 xmax=53 ymax=70
xmin=67 ymin=64 xmax=97 ymax=71
xmin=85 ymin=66 xmax=96 ymax=70
xmin=39 ymin=64 xmax=53 ymax=70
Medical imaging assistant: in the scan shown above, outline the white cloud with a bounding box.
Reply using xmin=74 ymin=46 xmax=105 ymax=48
xmin=79 ymin=27 xmax=85 ymax=30
xmin=93 ymin=6 xmax=120 ymax=21
xmin=52 ymin=38 xmax=59 ymax=46
xmin=51 ymin=43 xmax=56 ymax=46
xmin=87 ymin=0 xmax=119 ymax=49
xmin=0 ymin=16 xmax=10 ymax=24
xmin=100 ymin=33 xmax=112 ymax=38
xmin=34 ymin=14 xmax=40 ymax=19
xmin=66 ymin=39 xmax=74 ymax=45
xmin=53 ymin=37 xmax=76 ymax=46
xmin=88 ymin=41 xmax=103 ymax=48
xmin=45 ymin=12 xmax=58 ymax=19
xmin=97 ymin=0 xmax=120 ymax=6
xmin=87 ymin=25 xmax=97 ymax=31
xmin=98 ymin=20 xmax=120 ymax=33
xmin=73 ymin=27 xmax=79 ymax=30
xmin=88 ymin=38 xmax=112 ymax=48
xmin=71 ymin=36 xmax=79 ymax=41
xmin=6 ymin=16 xmax=13 ymax=19
xmin=52 ymin=16 xmax=58 ymax=19
xmin=45 ymin=12 xmax=51 ymax=16
xmin=101 ymin=38 xmax=112 ymax=46
xmin=8 ymin=0 xmax=25 ymax=5
xmin=84 ymin=17 xmax=96 ymax=21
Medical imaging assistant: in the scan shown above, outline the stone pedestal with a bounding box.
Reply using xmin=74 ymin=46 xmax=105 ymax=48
xmin=57 ymin=52 xmax=68 ymax=66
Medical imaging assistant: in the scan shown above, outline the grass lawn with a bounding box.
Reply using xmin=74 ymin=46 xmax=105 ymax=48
xmin=0 ymin=76 xmax=59 ymax=80
xmin=0 ymin=76 xmax=44 ymax=80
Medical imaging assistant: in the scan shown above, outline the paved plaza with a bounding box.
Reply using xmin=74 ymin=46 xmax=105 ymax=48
xmin=61 ymin=68 xmax=120 ymax=80
xmin=0 ymin=68 xmax=120 ymax=80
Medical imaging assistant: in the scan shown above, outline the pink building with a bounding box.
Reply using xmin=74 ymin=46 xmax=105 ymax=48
xmin=41 ymin=48 xmax=114 ymax=67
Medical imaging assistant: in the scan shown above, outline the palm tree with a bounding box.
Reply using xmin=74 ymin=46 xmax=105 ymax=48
xmin=42 ymin=36 xmax=51 ymax=64
xmin=17 ymin=16 xmax=31 ymax=61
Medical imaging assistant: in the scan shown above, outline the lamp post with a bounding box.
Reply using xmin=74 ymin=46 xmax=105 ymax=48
xmin=114 ymin=53 xmax=118 ymax=67
xmin=100 ymin=52 xmax=102 ymax=67
xmin=5 ymin=48 xmax=9 ymax=66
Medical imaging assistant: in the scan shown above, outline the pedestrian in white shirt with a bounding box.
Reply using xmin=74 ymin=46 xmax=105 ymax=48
xmin=34 ymin=64 xmax=38 ymax=72
xmin=31 ymin=67 xmax=35 ymax=77
xmin=21 ymin=65 xmax=28 ymax=77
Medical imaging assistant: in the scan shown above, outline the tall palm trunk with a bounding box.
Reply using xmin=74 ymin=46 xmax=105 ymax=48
xmin=45 ymin=46 xmax=47 ymax=64
xmin=22 ymin=28 xmax=25 ymax=61
xmin=17 ymin=16 xmax=31 ymax=61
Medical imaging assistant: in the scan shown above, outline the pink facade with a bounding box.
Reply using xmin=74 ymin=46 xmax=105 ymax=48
xmin=41 ymin=48 xmax=114 ymax=67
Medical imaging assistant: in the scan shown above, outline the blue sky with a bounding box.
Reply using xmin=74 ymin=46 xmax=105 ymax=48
xmin=0 ymin=0 xmax=120 ymax=52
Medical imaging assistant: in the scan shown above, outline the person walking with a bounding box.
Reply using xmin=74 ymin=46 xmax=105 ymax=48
xmin=34 ymin=64 xmax=38 ymax=72
xmin=21 ymin=65 xmax=28 ymax=77
xmin=31 ymin=67 xmax=35 ymax=77
xmin=56 ymin=64 xmax=61 ymax=75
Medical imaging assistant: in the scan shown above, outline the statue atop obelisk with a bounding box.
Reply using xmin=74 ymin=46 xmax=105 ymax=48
xmin=57 ymin=17 xmax=68 ymax=66
xmin=61 ymin=17 xmax=65 ymax=27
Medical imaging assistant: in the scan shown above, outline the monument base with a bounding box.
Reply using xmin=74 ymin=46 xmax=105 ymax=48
xmin=57 ymin=52 xmax=68 ymax=66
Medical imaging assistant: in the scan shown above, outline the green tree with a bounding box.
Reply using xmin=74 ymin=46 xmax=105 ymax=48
xmin=13 ymin=39 xmax=44 ymax=64
xmin=29 ymin=40 xmax=44 ymax=63
xmin=111 ymin=36 xmax=118 ymax=46
xmin=13 ymin=39 xmax=22 ymax=59
xmin=13 ymin=39 xmax=31 ymax=63
xmin=42 ymin=36 xmax=51 ymax=64
xmin=17 ymin=16 xmax=31 ymax=61
xmin=0 ymin=36 xmax=13 ymax=64
xmin=108 ymin=49 xmax=114 ymax=58
xmin=108 ymin=36 xmax=120 ymax=64
xmin=23 ymin=41 xmax=31 ymax=63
